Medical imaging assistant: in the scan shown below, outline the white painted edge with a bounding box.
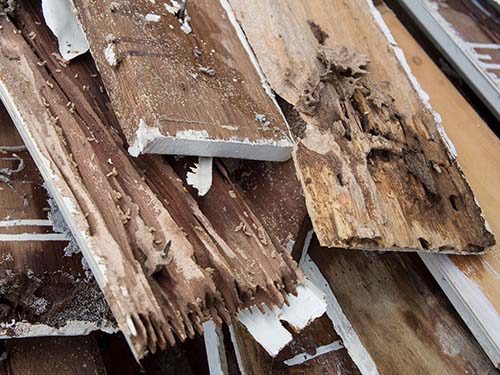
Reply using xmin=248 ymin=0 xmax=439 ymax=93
xmin=302 ymin=255 xmax=380 ymax=375
xmin=203 ymin=320 xmax=229 ymax=375
xmin=420 ymin=253 xmax=500 ymax=368
xmin=228 ymin=324 xmax=247 ymax=375
xmin=41 ymin=0 xmax=89 ymax=61
xmin=0 ymin=219 xmax=53 ymax=227
xmin=0 ymin=233 xmax=70 ymax=241
xmin=186 ymin=157 xmax=213 ymax=196
xmin=283 ymin=339 xmax=344 ymax=366
xmin=128 ymin=119 xmax=292 ymax=161
xmin=0 ymin=319 xmax=117 ymax=338
xmin=236 ymin=283 xmax=327 ymax=357
xmin=395 ymin=0 xmax=500 ymax=121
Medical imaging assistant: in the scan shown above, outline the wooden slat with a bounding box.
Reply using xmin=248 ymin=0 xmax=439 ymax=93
xmin=0 ymin=102 xmax=113 ymax=337
xmin=0 ymin=4 xmax=301 ymax=359
xmin=70 ymin=0 xmax=292 ymax=161
xmin=227 ymin=0 xmax=494 ymax=254
xmin=377 ymin=3 xmax=500 ymax=368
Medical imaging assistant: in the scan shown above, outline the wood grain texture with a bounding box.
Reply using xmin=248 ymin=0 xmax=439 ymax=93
xmin=0 ymin=102 xmax=113 ymax=337
xmin=228 ymin=78 xmax=495 ymax=374
xmin=378 ymin=3 xmax=500 ymax=367
xmin=227 ymin=0 xmax=495 ymax=253
xmin=71 ymin=0 xmax=292 ymax=161
xmin=0 ymin=4 xmax=301 ymax=359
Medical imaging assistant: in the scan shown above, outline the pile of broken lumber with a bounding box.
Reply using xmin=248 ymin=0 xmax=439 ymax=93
xmin=0 ymin=0 xmax=499 ymax=373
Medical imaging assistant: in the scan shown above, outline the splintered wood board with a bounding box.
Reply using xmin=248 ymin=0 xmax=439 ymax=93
xmin=396 ymin=0 xmax=500 ymax=121
xmin=377 ymin=4 xmax=500 ymax=368
xmin=71 ymin=0 xmax=292 ymax=161
xmin=227 ymin=0 xmax=495 ymax=253
xmin=0 ymin=103 xmax=113 ymax=337
xmin=0 ymin=4 xmax=302 ymax=359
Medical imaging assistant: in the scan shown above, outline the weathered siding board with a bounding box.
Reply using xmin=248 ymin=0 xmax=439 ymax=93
xmin=227 ymin=0 xmax=494 ymax=253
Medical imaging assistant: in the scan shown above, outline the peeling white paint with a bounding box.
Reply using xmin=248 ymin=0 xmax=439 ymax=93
xmin=42 ymin=0 xmax=89 ymax=61
xmin=104 ymin=43 xmax=119 ymax=67
xmin=237 ymin=283 xmax=326 ymax=356
xmin=283 ymin=340 xmax=344 ymax=366
xmin=0 ymin=319 xmax=116 ymax=338
xmin=302 ymin=255 xmax=380 ymax=375
xmin=0 ymin=233 xmax=70 ymax=241
xmin=203 ymin=320 xmax=228 ymax=375
xmin=145 ymin=13 xmax=161 ymax=22
xmin=0 ymin=219 xmax=53 ymax=227
xmin=127 ymin=119 xmax=292 ymax=161
xmin=186 ymin=157 xmax=213 ymax=196
xmin=164 ymin=0 xmax=181 ymax=15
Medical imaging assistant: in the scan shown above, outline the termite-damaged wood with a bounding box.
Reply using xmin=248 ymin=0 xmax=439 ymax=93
xmin=227 ymin=0 xmax=495 ymax=253
xmin=0 ymin=3 xmax=302 ymax=359
xmin=0 ymin=103 xmax=113 ymax=337
xmin=71 ymin=0 xmax=292 ymax=161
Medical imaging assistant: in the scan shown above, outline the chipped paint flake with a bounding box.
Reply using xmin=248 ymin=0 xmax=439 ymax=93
xmin=42 ymin=0 xmax=89 ymax=61
xmin=186 ymin=157 xmax=213 ymax=196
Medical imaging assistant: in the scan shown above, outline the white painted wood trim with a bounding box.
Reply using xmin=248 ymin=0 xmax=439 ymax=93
xmin=420 ymin=253 xmax=500 ymax=368
xmin=396 ymin=0 xmax=500 ymax=121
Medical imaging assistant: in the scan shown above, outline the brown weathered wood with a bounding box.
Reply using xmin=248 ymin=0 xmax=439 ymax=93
xmin=227 ymin=0 xmax=495 ymax=253
xmin=0 ymin=102 xmax=113 ymax=337
xmin=0 ymin=3 xmax=301 ymax=359
xmin=378 ymin=3 xmax=500 ymax=367
xmin=71 ymin=0 xmax=292 ymax=161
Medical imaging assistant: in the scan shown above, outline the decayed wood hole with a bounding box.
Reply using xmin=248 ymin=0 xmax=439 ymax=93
xmin=293 ymin=45 xmax=494 ymax=253
xmin=0 ymin=2 xmax=302 ymax=359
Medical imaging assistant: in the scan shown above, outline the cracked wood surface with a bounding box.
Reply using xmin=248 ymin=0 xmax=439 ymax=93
xmin=0 ymin=2 xmax=301 ymax=359
xmin=227 ymin=0 xmax=495 ymax=253
xmin=71 ymin=0 xmax=292 ymax=161
xmin=0 ymin=103 xmax=112 ymax=337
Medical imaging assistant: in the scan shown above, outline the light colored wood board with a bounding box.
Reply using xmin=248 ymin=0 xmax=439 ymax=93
xmin=71 ymin=0 xmax=292 ymax=161
xmin=0 ymin=102 xmax=113 ymax=338
xmin=227 ymin=0 xmax=494 ymax=253
xmin=395 ymin=0 xmax=500 ymax=120
xmin=308 ymin=239 xmax=497 ymax=375
xmin=0 ymin=5 xmax=302 ymax=359
xmin=377 ymin=3 xmax=500 ymax=368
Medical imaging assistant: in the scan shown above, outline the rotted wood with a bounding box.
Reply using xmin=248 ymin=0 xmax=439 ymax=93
xmin=0 ymin=2 xmax=301 ymax=359
xmin=378 ymin=3 xmax=500 ymax=367
xmin=0 ymin=103 xmax=113 ymax=337
xmin=226 ymin=91 xmax=495 ymax=374
xmin=71 ymin=0 xmax=292 ymax=161
xmin=227 ymin=0 xmax=495 ymax=253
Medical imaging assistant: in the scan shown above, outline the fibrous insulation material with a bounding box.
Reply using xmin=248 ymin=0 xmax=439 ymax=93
xmin=42 ymin=0 xmax=89 ymax=61
xmin=237 ymin=283 xmax=327 ymax=356
xmin=186 ymin=157 xmax=213 ymax=196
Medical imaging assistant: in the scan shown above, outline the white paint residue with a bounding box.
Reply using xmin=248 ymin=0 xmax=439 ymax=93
xmin=164 ymin=0 xmax=181 ymax=15
xmin=203 ymin=321 xmax=228 ymax=375
xmin=298 ymin=229 xmax=314 ymax=267
xmin=104 ymin=43 xmax=119 ymax=67
xmin=283 ymin=340 xmax=344 ymax=366
xmin=175 ymin=129 xmax=210 ymax=139
xmin=420 ymin=253 xmax=500 ymax=367
xmin=237 ymin=304 xmax=292 ymax=356
xmin=42 ymin=0 xmax=89 ymax=61
xmin=0 ymin=320 xmax=116 ymax=338
xmin=237 ymin=283 xmax=326 ymax=356
xmin=0 ymin=219 xmax=53 ymax=227
xmin=0 ymin=233 xmax=70 ymax=241
xmin=128 ymin=119 xmax=163 ymax=157
xmin=186 ymin=157 xmax=213 ymax=196
xmin=302 ymin=255 xmax=380 ymax=375
xmin=365 ymin=0 xmax=458 ymax=160
xmin=145 ymin=13 xmax=161 ymax=22
xmin=276 ymin=283 xmax=326 ymax=331
xmin=228 ymin=325 xmax=247 ymax=375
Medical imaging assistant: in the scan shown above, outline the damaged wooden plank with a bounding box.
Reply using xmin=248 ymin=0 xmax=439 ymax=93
xmin=377 ymin=4 xmax=500 ymax=367
xmin=69 ymin=0 xmax=292 ymax=161
xmin=227 ymin=0 xmax=495 ymax=253
xmin=0 ymin=103 xmax=114 ymax=338
xmin=0 ymin=3 xmax=302 ymax=359
xmin=395 ymin=0 xmax=500 ymax=121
